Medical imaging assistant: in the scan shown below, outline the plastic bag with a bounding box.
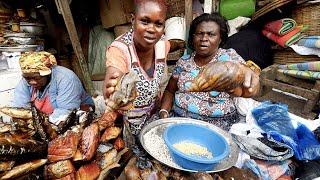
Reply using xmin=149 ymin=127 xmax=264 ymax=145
xmin=252 ymin=101 xmax=297 ymax=139
xmin=252 ymin=101 xmax=320 ymax=160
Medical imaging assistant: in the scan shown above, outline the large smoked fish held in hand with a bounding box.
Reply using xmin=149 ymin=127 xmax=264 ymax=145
xmin=187 ymin=61 xmax=247 ymax=92
xmin=187 ymin=61 xmax=261 ymax=97
xmin=104 ymin=69 xmax=138 ymax=113
xmin=98 ymin=70 xmax=139 ymax=131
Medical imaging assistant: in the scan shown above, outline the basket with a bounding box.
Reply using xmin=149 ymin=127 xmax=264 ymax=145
xmin=292 ymin=2 xmax=320 ymax=35
xmin=273 ymin=49 xmax=320 ymax=64
xmin=166 ymin=0 xmax=185 ymax=18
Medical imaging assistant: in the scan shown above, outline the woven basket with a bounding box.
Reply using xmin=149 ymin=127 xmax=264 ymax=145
xmin=292 ymin=2 xmax=320 ymax=35
xmin=166 ymin=0 xmax=185 ymax=18
xmin=273 ymin=49 xmax=320 ymax=64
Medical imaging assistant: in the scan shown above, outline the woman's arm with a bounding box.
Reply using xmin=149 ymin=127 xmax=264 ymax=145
xmin=160 ymin=77 xmax=178 ymax=118
xmin=103 ymin=47 xmax=128 ymax=99
xmin=12 ymin=79 xmax=32 ymax=107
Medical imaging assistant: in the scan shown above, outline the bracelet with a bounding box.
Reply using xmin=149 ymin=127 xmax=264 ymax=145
xmin=246 ymin=60 xmax=261 ymax=74
xmin=159 ymin=109 xmax=169 ymax=115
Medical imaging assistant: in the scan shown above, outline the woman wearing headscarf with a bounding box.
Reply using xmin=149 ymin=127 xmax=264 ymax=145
xmin=12 ymin=51 xmax=94 ymax=126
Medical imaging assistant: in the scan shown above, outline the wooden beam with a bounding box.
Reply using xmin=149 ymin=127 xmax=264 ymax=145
xmin=55 ymin=0 xmax=95 ymax=96
xmin=185 ymin=0 xmax=193 ymax=52
xmin=261 ymin=78 xmax=318 ymax=100
xmin=212 ymin=0 xmax=219 ymax=12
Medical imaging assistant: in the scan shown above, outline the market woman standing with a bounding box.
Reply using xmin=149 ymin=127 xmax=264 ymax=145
xmin=160 ymin=13 xmax=260 ymax=131
xmin=103 ymin=0 xmax=170 ymax=136
xmin=12 ymin=51 xmax=94 ymax=126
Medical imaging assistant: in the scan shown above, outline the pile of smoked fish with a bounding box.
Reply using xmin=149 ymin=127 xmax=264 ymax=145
xmin=0 ymin=106 xmax=127 ymax=180
xmin=0 ymin=71 xmax=139 ymax=180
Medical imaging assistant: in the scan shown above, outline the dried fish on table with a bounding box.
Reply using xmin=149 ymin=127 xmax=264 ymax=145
xmin=72 ymin=150 xmax=83 ymax=162
xmin=15 ymin=170 xmax=43 ymax=180
xmin=113 ymin=137 xmax=125 ymax=151
xmin=48 ymin=131 xmax=79 ymax=163
xmin=97 ymin=112 xmax=118 ymax=131
xmin=97 ymin=148 xmax=128 ymax=180
xmin=80 ymin=122 xmax=99 ymax=161
xmin=77 ymin=110 xmax=95 ymax=128
xmin=100 ymin=126 xmax=121 ymax=142
xmin=0 ymin=137 xmax=47 ymax=161
xmin=0 ymin=123 xmax=14 ymax=133
xmin=0 ymin=107 xmax=32 ymax=119
xmin=7 ymin=129 xmax=35 ymax=140
xmin=96 ymin=143 xmax=114 ymax=154
xmin=125 ymin=164 xmax=142 ymax=180
xmin=140 ymin=168 xmax=152 ymax=180
xmin=56 ymin=110 xmax=77 ymax=134
xmin=152 ymin=160 xmax=172 ymax=177
xmin=0 ymin=161 xmax=15 ymax=172
xmin=10 ymin=118 xmax=34 ymax=132
xmin=76 ymin=162 xmax=101 ymax=180
xmin=0 ymin=159 xmax=47 ymax=180
xmin=97 ymin=148 xmax=117 ymax=170
xmin=192 ymin=172 xmax=214 ymax=180
xmin=31 ymin=105 xmax=47 ymax=141
xmin=45 ymin=160 xmax=75 ymax=179
xmin=56 ymin=173 xmax=76 ymax=180
xmin=97 ymin=163 xmax=120 ymax=180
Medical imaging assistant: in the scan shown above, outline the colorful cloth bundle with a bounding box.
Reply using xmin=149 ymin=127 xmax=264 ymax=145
xmin=297 ymin=36 xmax=320 ymax=49
xmin=278 ymin=69 xmax=320 ymax=80
xmin=278 ymin=61 xmax=320 ymax=80
xmin=278 ymin=61 xmax=320 ymax=71
xmin=264 ymin=18 xmax=297 ymax=35
xmin=262 ymin=18 xmax=308 ymax=47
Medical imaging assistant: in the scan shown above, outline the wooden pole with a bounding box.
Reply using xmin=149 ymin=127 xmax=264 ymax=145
xmin=185 ymin=0 xmax=193 ymax=52
xmin=55 ymin=0 xmax=95 ymax=96
xmin=212 ymin=0 xmax=219 ymax=12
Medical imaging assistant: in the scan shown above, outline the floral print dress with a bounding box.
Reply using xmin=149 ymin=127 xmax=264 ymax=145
xmin=172 ymin=48 xmax=245 ymax=131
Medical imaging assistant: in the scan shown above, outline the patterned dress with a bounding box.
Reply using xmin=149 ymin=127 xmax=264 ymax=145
xmin=172 ymin=48 xmax=245 ymax=131
xmin=106 ymin=29 xmax=170 ymax=135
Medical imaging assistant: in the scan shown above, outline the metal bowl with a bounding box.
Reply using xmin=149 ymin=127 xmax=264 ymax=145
xmin=0 ymin=45 xmax=38 ymax=52
xmin=4 ymin=33 xmax=36 ymax=45
xmin=139 ymin=118 xmax=239 ymax=173
xmin=19 ymin=22 xmax=45 ymax=35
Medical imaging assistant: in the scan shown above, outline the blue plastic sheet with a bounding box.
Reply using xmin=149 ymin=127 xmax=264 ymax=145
xmin=252 ymin=101 xmax=320 ymax=160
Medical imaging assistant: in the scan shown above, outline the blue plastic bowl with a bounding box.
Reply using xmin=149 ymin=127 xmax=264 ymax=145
xmin=164 ymin=123 xmax=229 ymax=171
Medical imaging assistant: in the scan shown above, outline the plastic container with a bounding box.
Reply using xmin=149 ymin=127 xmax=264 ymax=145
xmin=164 ymin=123 xmax=229 ymax=171
xmin=219 ymin=0 xmax=256 ymax=20
xmin=165 ymin=17 xmax=186 ymax=41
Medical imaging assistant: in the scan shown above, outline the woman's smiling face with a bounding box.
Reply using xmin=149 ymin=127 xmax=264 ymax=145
xmin=193 ymin=21 xmax=221 ymax=57
xmin=132 ymin=1 xmax=166 ymax=51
